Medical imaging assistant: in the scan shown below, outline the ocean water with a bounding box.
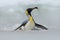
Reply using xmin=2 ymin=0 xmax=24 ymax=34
xmin=0 ymin=31 xmax=60 ymax=40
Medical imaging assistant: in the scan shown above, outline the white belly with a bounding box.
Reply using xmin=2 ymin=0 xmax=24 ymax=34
xmin=24 ymin=20 xmax=35 ymax=30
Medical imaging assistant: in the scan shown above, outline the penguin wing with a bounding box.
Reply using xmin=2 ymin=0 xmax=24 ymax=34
xmin=14 ymin=20 xmax=28 ymax=31
xmin=35 ymin=23 xmax=48 ymax=30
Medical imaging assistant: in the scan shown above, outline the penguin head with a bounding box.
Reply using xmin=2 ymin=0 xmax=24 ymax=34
xmin=26 ymin=7 xmax=38 ymax=16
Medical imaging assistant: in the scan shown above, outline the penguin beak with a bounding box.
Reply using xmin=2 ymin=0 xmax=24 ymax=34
xmin=33 ymin=7 xmax=38 ymax=9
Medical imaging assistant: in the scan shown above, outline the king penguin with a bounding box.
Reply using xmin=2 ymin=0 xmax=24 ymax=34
xmin=14 ymin=7 xmax=48 ymax=31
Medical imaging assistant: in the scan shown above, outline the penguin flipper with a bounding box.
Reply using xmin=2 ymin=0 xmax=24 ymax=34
xmin=14 ymin=24 xmax=23 ymax=31
xmin=35 ymin=23 xmax=48 ymax=30
xmin=14 ymin=20 xmax=28 ymax=31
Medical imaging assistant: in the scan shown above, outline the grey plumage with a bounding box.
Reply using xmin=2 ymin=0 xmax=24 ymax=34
xmin=14 ymin=20 xmax=28 ymax=31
